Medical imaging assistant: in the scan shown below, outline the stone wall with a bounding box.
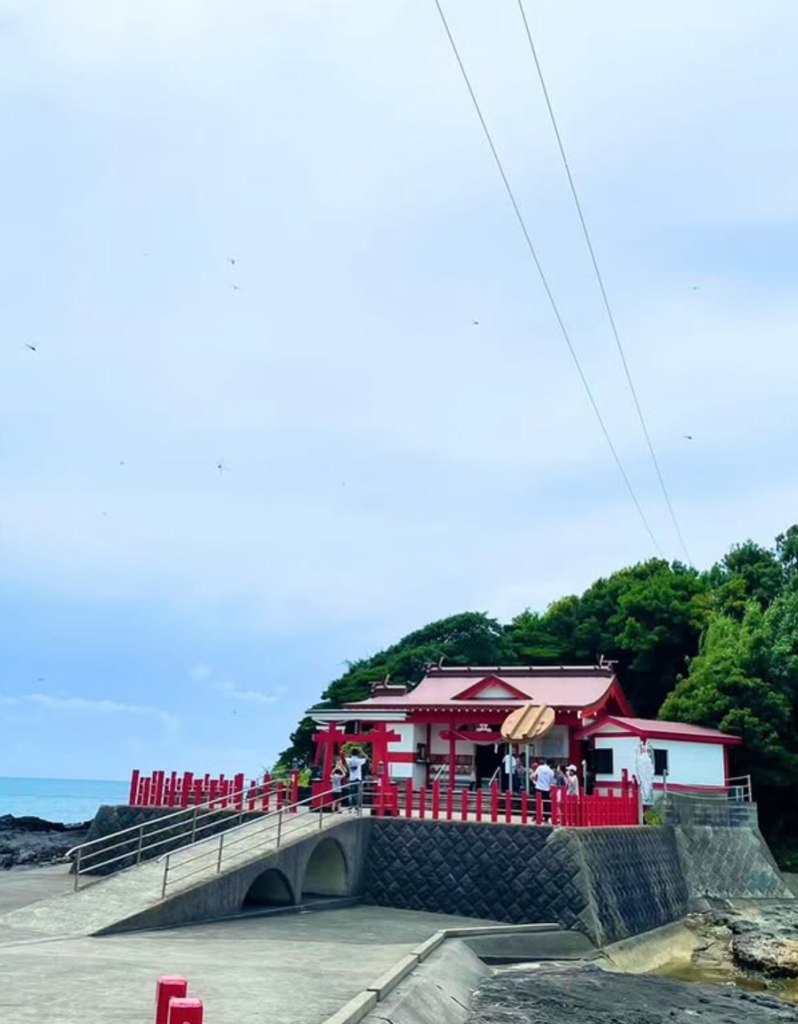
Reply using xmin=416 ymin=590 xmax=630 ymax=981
xmin=675 ymin=826 xmax=793 ymax=900
xmin=364 ymin=819 xmax=689 ymax=946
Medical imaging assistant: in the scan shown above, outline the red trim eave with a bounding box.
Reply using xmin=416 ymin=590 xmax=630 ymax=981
xmin=582 ymin=678 xmax=633 ymax=718
xmin=576 ymin=716 xmax=742 ymax=746
xmin=451 ymin=675 xmax=531 ymax=701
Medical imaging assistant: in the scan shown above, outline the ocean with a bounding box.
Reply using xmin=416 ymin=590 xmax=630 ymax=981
xmin=0 ymin=776 xmax=129 ymax=824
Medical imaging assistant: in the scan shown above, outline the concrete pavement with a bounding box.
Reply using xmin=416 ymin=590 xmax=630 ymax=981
xmin=0 ymin=866 xmax=72 ymax=915
xmin=0 ymin=903 xmax=500 ymax=1024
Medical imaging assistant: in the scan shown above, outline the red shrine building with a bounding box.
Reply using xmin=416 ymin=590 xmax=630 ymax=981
xmin=310 ymin=664 xmax=740 ymax=794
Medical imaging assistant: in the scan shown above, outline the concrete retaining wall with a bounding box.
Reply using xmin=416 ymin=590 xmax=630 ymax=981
xmin=364 ymin=819 xmax=690 ymax=946
xmin=675 ymin=826 xmax=793 ymax=899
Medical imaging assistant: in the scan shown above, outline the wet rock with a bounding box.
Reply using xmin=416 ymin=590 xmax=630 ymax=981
xmin=467 ymin=963 xmax=798 ymax=1023
xmin=733 ymin=933 xmax=798 ymax=978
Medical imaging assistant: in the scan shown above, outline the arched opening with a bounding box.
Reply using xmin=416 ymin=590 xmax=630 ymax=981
xmin=242 ymin=868 xmax=294 ymax=909
xmin=302 ymin=838 xmax=349 ymax=900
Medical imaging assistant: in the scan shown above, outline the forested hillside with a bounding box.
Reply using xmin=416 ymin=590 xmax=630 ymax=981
xmin=280 ymin=525 xmax=798 ymax=863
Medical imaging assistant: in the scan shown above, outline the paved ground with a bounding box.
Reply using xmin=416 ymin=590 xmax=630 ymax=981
xmin=0 ymin=901 xmax=498 ymax=1024
xmin=0 ymin=866 xmax=72 ymax=915
xmin=0 ymin=809 xmax=348 ymax=941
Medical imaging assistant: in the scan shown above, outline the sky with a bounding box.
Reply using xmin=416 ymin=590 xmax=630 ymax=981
xmin=1 ymin=0 xmax=797 ymax=781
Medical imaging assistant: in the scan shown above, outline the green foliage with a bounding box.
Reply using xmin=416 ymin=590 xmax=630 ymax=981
xmin=279 ymin=525 xmax=798 ymax=857
xmin=644 ymin=806 xmax=664 ymax=827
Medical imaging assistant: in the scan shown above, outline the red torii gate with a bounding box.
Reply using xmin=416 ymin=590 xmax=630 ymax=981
xmin=312 ymin=721 xmax=402 ymax=782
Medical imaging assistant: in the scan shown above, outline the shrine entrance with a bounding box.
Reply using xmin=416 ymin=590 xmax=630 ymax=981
xmin=474 ymin=742 xmax=503 ymax=788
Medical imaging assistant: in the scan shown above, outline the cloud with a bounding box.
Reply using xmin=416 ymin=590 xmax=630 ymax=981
xmin=189 ymin=664 xmax=276 ymax=704
xmin=0 ymin=691 xmax=177 ymax=727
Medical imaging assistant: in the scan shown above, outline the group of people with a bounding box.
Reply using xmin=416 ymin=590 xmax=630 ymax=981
xmin=500 ymin=753 xmax=580 ymax=799
xmin=330 ymin=746 xmax=368 ymax=810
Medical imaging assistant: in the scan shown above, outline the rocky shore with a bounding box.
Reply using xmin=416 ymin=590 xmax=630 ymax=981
xmin=689 ymin=903 xmax=798 ymax=980
xmin=0 ymin=815 xmax=88 ymax=869
xmin=468 ymin=963 xmax=798 ymax=1023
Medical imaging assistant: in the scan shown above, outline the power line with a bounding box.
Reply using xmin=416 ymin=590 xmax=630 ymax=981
xmin=514 ymin=0 xmax=691 ymax=564
xmin=431 ymin=0 xmax=664 ymax=558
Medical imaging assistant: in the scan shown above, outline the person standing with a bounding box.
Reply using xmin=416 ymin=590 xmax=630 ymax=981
xmin=346 ymin=747 xmax=367 ymax=810
xmin=501 ymin=747 xmax=517 ymax=792
xmin=534 ymin=757 xmax=555 ymax=821
xmin=566 ymin=765 xmax=580 ymax=797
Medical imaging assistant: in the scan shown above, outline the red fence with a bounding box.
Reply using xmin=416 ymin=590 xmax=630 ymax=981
xmin=128 ymin=770 xmax=299 ymax=812
xmin=368 ymin=774 xmax=641 ymax=828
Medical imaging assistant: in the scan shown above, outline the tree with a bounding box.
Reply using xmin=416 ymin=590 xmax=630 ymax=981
xmin=705 ymin=540 xmax=785 ymax=618
xmin=277 ymin=612 xmax=503 ymax=766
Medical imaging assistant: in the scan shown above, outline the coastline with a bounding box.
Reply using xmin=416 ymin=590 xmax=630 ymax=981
xmin=0 ymin=814 xmax=89 ymax=870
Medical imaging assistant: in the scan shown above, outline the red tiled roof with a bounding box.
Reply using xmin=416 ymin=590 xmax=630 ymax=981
xmin=344 ymin=666 xmax=626 ymax=713
xmin=576 ymin=716 xmax=741 ymax=744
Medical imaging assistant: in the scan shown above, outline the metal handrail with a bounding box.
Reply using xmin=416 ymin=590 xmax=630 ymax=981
xmin=159 ymin=782 xmax=376 ymax=899
xmin=68 ymin=777 xmax=285 ymax=890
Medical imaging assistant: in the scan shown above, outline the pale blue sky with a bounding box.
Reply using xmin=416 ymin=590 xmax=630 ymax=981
xmin=1 ymin=0 xmax=797 ymax=780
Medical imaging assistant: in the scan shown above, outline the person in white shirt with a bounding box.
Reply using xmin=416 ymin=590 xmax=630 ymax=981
xmin=346 ymin=748 xmax=367 ymax=809
xmin=534 ymin=757 xmax=555 ymax=820
xmin=566 ymin=765 xmax=580 ymax=797
xmin=501 ymin=749 xmax=516 ymax=792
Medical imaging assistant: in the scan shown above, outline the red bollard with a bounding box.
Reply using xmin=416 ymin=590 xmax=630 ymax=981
xmin=432 ymin=782 xmax=441 ymax=820
xmin=168 ymin=997 xmax=204 ymax=1024
xmin=181 ymin=772 xmax=193 ymax=809
xmin=535 ymin=791 xmax=543 ymax=825
xmin=505 ymin=790 xmax=512 ymax=824
xmin=521 ymin=792 xmax=529 ymax=825
xmin=476 ymin=789 xmax=483 ymax=823
xmin=491 ymin=783 xmax=499 ymax=823
xmin=461 ymin=789 xmax=469 ymax=822
xmin=234 ymin=772 xmax=245 ymax=810
xmin=446 ymin=787 xmax=454 ymax=821
xmin=405 ymin=780 xmax=414 ymax=819
xmin=262 ymin=773 xmax=271 ymax=812
xmin=419 ymin=787 xmax=427 ymax=819
xmin=155 ymin=977 xmax=187 ymax=1024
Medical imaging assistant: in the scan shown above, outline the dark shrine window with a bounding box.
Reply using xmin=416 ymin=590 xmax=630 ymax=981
xmin=593 ymin=748 xmax=614 ymax=774
xmin=653 ymin=749 xmax=669 ymax=776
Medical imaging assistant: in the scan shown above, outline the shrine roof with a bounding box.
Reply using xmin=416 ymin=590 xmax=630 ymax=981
xmin=344 ymin=665 xmax=629 ymax=714
xmin=575 ymin=716 xmax=741 ymax=744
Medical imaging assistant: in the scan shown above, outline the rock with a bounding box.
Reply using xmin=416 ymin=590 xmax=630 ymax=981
xmin=0 ymin=816 xmax=89 ymax=869
xmin=733 ymin=933 xmax=798 ymax=978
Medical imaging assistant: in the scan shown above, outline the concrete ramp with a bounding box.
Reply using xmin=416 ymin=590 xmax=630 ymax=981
xmin=0 ymin=813 xmax=370 ymax=940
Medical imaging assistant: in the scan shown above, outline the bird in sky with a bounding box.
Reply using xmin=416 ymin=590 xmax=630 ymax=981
xmin=471 ymin=319 xmax=479 ymax=326
xmin=24 ymin=343 xmax=36 ymax=352
xmin=228 ymin=257 xmax=236 ymax=265
xmin=683 ymin=435 xmax=693 ymax=441
xmin=216 ymin=458 xmax=231 ymax=475
xmin=691 ymin=286 xmax=699 ymax=291
xmin=119 ymin=460 xmax=125 ymax=466
xmin=231 ymin=285 xmax=241 ymax=291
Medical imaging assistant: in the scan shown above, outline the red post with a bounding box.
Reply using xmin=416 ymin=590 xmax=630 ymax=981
xmin=155 ymin=977 xmax=187 ymax=1024
xmin=129 ymin=769 xmax=141 ymax=806
xmin=419 ymin=787 xmax=427 ymax=819
xmin=167 ymin=772 xmax=178 ymax=808
xmin=491 ymin=782 xmax=499 ymax=823
xmin=234 ymin=773 xmax=245 ymax=810
xmin=202 ymin=774 xmax=211 ymax=802
xmin=276 ymin=782 xmax=285 ymax=810
xmin=154 ymin=770 xmax=165 ymax=806
xmin=505 ymin=791 xmax=512 ymax=824
xmin=262 ymin=774 xmax=271 ymax=812
xmin=181 ymin=773 xmax=193 ymax=809
xmin=393 ymin=784 xmax=400 ymax=817
xmin=446 ymin=787 xmax=454 ymax=821
xmin=290 ymin=770 xmax=300 ymax=809
xmin=192 ymin=780 xmax=203 ymax=807
xmin=432 ymin=782 xmax=441 ymax=820
xmin=550 ymin=787 xmax=558 ymax=826
xmin=476 ymin=789 xmax=484 ymax=823
xmin=461 ymin=789 xmax=469 ymax=822
xmin=621 ymin=768 xmax=630 ymax=805
xmin=168 ymin=998 xmax=204 ymax=1024
xmin=405 ymin=780 xmax=414 ymax=819
xmin=521 ymin=792 xmax=529 ymax=825
xmin=536 ymin=791 xmax=543 ymax=825
xmin=142 ymin=776 xmax=152 ymax=807
xmin=608 ymin=790 xmax=616 ymax=826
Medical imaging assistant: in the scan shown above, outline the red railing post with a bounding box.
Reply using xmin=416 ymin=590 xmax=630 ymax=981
xmin=393 ymin=784 xmax=400 ymax=818
xmin=289 ymin=770 xmax=300 ymax=809
xmin=536 ymin=791 xmax=543 ymax=825
xmin=155 ymin=977 xmax=188 ymax=1024
xmin=233 ymin=773 xmax=245 ymax=810
xmin=262 ymin=774 xmax=271 ymax=812
xmin=247 ymin=779 xmax=257 ymax=812
xmin=154 ymin=770 xmax=165 ymax=806
xmin=180 ymin=773 xmax=193 ymax=809
xmin=405 ymin=780 xmax=414 ymax=819
xmin=521 ymin=791 xmax=529 ymax=825
xmin=432 ymin=782 xmax=441 ymax=820
xmin=476 ymin=789 xmax=484 ymax=823
xmin=192 ymin=779 xmax=203 ymax=807
xmin=461 ymin=789 xmax=469 ymax=822
xmin=167 ymin=998 xmax=204 ymax=1024
xmin=550 ymin=787 xmax=559 ymax=826
xmin=446 ymin=787 xmax=454 ymax=821
xmin=491 ymin=783 xmax=499 ymax=823
xmin=505 ymin=791 xmax=512 ymax=824
xmin=208 ymin=778 xmax=218 ymax=810
xmin=167 ymin=772 xmax=178 ymax=808
xmin=142 ymin=776 xmax=152 ymax=807
xmin=129 ymin=769 xmax=141 ymax=806
xmin=419 ymin=787 xmax=427 ymax=819
xmin=276 ymin=781 xmax=284 ymax=810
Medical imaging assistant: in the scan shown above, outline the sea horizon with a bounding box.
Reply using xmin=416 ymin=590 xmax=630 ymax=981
xmin=0 ymin=776 xmax=130 ymax=824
